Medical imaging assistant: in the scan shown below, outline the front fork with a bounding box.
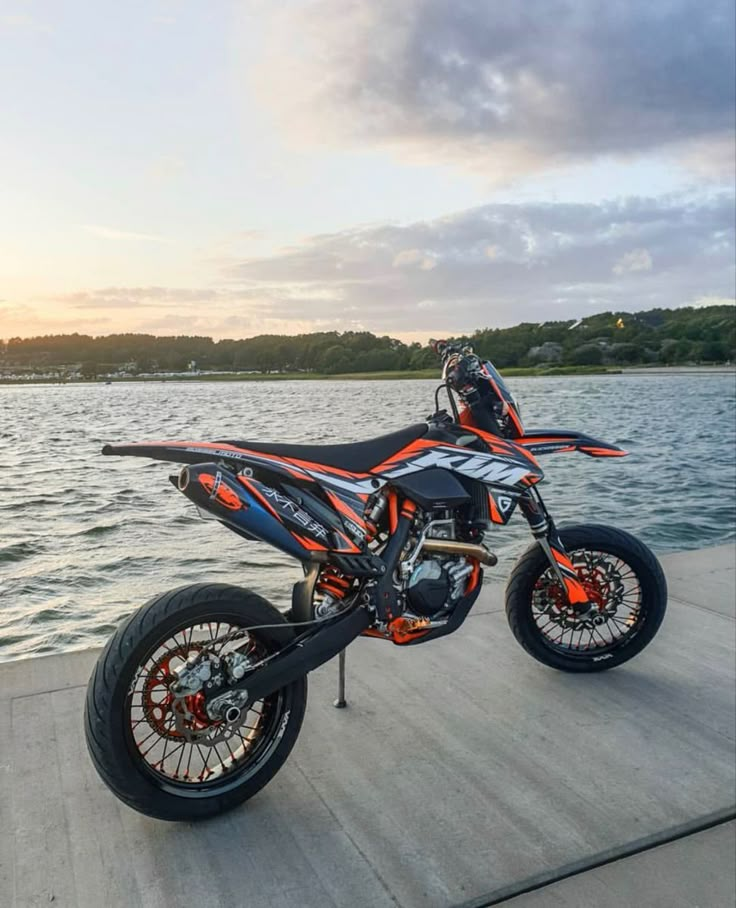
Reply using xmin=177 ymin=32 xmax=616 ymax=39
xmin=519 ymin=488 xmax=592 ymax=611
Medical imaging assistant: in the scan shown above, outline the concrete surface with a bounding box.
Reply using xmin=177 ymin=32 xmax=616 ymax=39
xmin=499 ymin=821 xmax=736 ymax=908
xmin=1 ymin=544 xmax=734 ymax=908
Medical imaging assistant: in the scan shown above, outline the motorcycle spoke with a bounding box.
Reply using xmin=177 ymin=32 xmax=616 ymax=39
xmin=532 ymin=547 xmax=645 ymax=655
xmin=126 ymin=618 xmax=285 ymax=789
xmin=223 ymin=737 xmax=238 ymax=763
xmin=183 ymin=743 xmax=196 ymax=779
xmin=135 ymin=727 xmax=161 ymax=750
xmin=195 ymin=743 xmax=211 ymax=780
xmin=608 ymin=615 xmax=633 ymax=631
xmin=161 ymin=739 xmax=185 ymax=766
xmin=173 ymin=742 xmax=187 ymax=779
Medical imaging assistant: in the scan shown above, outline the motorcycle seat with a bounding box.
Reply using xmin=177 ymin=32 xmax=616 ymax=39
xmin=222 ymin=422 xmax=428 ymax=473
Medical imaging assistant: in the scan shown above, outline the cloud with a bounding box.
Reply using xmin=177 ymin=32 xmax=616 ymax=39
xmin=2 ymin=292 xmax=337 ymax=340
xmin=613 ymin=248 xmax=653 ymax=275
xmin=226 ymin=192 xmax=735 ymax=332
xmin=134 ymin=313 xmax=333 ymax=336
xmin=0 ymin=301 xmax=112 ymax=337
xmin=62 ymin=287 xmax=239 ymax=309
xmin=256 ymin=0 xmax=735 ymax=177
xmin=82 ymin=224 xmax=169 ymax=242
xmin=146 ymin=156 xmax=186 ymax=183
xmin=12 ymin=192 xmax=734 ymax=339
xmin=393 ymin=248 xmax=437 ymax=270
xmin=1 ymin=14 xmax=49 ymax=32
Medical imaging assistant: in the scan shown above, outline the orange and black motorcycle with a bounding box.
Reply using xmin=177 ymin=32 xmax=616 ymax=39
xmin=85 ymin=341 xmax=667 ymax=820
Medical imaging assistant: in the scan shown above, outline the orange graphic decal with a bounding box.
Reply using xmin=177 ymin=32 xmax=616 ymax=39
xmin=198 ymin=473 xmax=243 ymax=511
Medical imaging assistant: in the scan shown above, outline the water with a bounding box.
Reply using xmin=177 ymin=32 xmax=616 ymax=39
xmin=1 ymin=375 xmax=734 ymax=661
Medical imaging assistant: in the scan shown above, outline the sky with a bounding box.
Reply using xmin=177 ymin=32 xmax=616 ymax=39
xmin=0 ymin=0 xmax=734 ymax=342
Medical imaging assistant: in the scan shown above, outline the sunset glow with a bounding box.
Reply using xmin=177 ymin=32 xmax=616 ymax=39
xmin=1 ymin=1 xmax=734 ymax=340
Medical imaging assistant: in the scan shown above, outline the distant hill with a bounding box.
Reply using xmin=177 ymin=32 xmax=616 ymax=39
xmin=2 ymin=305 xmax=734 ymax=377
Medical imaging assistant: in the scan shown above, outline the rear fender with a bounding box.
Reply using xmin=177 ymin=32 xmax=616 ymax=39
xmin=103 ymin=440 xmax=308 ymax=477
xmin=518 ymin=429 xmax=627 ymax=458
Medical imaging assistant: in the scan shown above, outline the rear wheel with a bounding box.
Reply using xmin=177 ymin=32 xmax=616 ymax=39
xmin=85 ymin=583 xmax=306 ymax=821
xmin=505 ymin=525 xmax=667 ymax=672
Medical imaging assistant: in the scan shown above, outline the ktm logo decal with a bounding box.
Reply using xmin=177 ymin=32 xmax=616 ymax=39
xmin=382 ymin=448 xmax=531 ymax=486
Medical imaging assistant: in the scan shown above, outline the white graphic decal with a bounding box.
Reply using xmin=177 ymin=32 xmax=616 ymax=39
xmin=304 ymin=470 xmax=378 ymax=495
xmin=262 ymin=487 xmax=329 ymax=539
xmin=275 ymin=709 xmax=291 ymax=740
xmin=341 ymin=518 xmax=366 ymax=541
xmin=381 ymin=447 xmax=530 ymax=487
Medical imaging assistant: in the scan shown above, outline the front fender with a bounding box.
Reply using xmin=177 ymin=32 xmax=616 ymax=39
xmin=517 ymin=429 xmax=627 ymax=458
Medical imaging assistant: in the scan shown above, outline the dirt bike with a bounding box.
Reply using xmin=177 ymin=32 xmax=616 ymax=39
xmin=85 ymin=340 xmax=667 ymax=820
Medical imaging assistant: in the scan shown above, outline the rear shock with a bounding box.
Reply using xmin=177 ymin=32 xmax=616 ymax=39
xmin=315 ymin=493 xmax=387 ymax=619
xmin=364 ymin=492 xmax=387 ymax=547
xmin=314 ymin=566 xmax=352 ymax=619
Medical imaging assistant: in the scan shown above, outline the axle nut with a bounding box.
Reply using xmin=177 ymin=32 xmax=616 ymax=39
xmin=224 ymin=706 xmax=242 ymax=723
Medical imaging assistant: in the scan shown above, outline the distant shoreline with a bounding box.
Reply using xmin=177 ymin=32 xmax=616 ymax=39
xmin=1 ymin=364 xmax=733 ymax=385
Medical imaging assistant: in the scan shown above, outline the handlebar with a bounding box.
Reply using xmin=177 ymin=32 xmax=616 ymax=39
xmin=430 ymin=338 xmax=470 ymax=362
xmin=429 ymin=339 xmax=507 ymax=436
xmin=430 ymin=339 xmax=481 ymax=384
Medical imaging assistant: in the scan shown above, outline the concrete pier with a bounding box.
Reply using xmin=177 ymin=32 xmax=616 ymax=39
xmin=1 ymin=544 xmax=734 ymax=907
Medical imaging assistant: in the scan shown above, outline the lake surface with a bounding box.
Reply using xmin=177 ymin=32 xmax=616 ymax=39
xmin=1 ymin=375 xmax=734 ymax=661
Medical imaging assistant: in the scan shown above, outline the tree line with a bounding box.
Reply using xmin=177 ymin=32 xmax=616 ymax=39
xmin=2 ymin=305 xmax=733 ymax=376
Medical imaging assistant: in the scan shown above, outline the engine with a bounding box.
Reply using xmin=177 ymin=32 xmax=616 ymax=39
xmin=402 ymin=519 xmax=477 ymax=618
xmin=309 ymin=492 xmax=494 ymax=629
xmin=406 ymin=556 xmax=474 ymax=616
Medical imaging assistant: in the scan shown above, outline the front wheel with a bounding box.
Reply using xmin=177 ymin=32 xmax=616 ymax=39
xmin=85 ymin=583 xmax=307 ymax=821
xmin=505 ymin=525 xmax=667 ymax=672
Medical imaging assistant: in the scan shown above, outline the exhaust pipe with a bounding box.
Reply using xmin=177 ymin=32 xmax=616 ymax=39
xmin=421 ymin=538 xmax=497 ymax=566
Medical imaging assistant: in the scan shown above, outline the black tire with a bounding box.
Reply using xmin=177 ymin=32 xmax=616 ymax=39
xmin=85 ymin=583 xmax=307 ymax=821
xmin=505 ymin=525 xmax=667 ymax=672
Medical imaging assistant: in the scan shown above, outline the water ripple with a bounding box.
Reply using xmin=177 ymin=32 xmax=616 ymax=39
xmin=1 ymin=375 xmax=734 ymax=661
xmin=0 ymin=540 xmax=44 ymax=563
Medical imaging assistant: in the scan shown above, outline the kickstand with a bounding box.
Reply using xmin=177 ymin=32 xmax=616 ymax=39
xmin=333 ymin=649 xmax=347 ymax=708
